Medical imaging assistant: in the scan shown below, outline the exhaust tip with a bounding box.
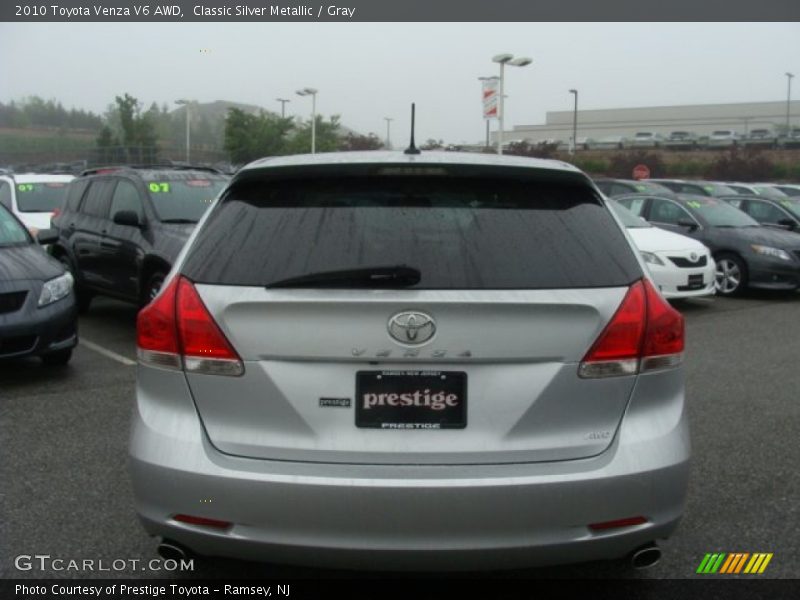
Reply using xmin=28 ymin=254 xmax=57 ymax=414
xmin=631 ymin=543 xmax=662 ymax=569
xmin=157 ymin=539 xmax=191 ymax=561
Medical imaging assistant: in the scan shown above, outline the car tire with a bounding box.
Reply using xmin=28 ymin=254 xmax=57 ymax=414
xmin=142 ymin=271 xmax=167 ymax=306
xmin=715 ymin=253 xmax=747 ymax=296
xmin=41 ymin=349 xmax=72 ymax=366
xmin=58 ymin=254 xmax=92 ymax=314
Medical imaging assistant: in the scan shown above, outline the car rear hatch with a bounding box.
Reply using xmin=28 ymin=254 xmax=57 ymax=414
xmin=151 ymin=161 xmax=652 ymax=465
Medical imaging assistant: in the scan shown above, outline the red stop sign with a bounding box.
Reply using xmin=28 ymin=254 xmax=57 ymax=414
xmin=632 ymin=164 xmax=650 ymax=180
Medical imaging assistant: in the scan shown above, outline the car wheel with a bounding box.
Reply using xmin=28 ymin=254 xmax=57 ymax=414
xmin=58 ymin=254 xmax=92 ymax=313
xmin=41 ymin=348 xmax=72 ymax=366
xmin=142 ymin=271 xmax=167 ymax=306
xmin=715 ymin=253 xmax=747 ymax=296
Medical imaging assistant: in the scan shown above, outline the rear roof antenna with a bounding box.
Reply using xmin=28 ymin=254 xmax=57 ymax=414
xmin=404 ymin=103 xmax=421 ymax=155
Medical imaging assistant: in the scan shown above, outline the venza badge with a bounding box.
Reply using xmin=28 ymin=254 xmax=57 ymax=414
xmin=388 ymin=311 xmax=436 ymax=344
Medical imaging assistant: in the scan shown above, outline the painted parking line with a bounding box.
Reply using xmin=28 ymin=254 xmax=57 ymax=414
xmin=80 ymin=338 xmax=137 ymax=366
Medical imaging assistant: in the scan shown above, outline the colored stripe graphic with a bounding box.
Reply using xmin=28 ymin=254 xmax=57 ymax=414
xmin=697 ymin=552 xmax=772 ymax=574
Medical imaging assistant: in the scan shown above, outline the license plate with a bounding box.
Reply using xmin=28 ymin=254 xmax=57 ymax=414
xmin=355 ymin=370 xmax=467 ymax=430
xmin=686 ymin=274 xmax=704 ymax=289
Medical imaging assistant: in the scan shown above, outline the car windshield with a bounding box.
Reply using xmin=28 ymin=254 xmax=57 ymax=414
xmin=145 ymin=177 xmax=227 ymax=222
xmin=0 ymin=204 xmax=32 ymax=246
xmin=15 ymin=180 xmax=70 ymax=212
xmin=680 ymin=196 xmax=760 ymax=227
xmin=609 ymin=200 xmax=651 ymax=228
xmin=777 ymin=198 xmax=800 ymax=219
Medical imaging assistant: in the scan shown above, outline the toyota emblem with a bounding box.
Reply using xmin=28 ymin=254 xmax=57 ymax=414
xmin=388 ymin=311 xmax=436 ymax=345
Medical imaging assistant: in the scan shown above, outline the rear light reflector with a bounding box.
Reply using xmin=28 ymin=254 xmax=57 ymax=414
xmin=588 ymin=516 xmax=648 ymax=531
xmin=579 ymin=278 xmax=683 ymax=378
xmin=137 ymin=275 xmax=244 ymax=376
xmin=173 ymin=514 xmax=232 ymax=530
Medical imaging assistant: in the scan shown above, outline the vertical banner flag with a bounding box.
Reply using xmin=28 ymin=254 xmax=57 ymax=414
xmin=482 ymin=77 xmax=499 ymax=120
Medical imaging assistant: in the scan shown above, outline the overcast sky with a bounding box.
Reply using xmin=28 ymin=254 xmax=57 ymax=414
xmin=1 ymin=22 xmax=798 ymax=143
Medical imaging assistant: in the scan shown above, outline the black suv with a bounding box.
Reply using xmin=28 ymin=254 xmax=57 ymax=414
xmin=50 ymin=166 xmax=228 ymax=311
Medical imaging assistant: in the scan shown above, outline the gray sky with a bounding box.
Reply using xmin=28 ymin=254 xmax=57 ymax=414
xmin=1 ymin=22 xmax=798 ymax=144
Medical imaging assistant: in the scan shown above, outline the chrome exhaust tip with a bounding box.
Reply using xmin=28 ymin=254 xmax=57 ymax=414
xmin=631 ymin=543 xmax=662 ymax=569
xmin=157 ymin=539 xmax=191 ymax=561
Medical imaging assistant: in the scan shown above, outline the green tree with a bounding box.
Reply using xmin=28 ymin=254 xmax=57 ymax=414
xmin=339 ymin=132 xmax=384 ymax=151
xmin=287 ymin=115 xmax=342 ymax=154
xmin=224 ymin=108 xmax=294 ymax=164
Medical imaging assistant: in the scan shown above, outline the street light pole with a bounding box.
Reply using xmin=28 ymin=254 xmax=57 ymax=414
xmin=569 ymin=89 xmax=578 ymax=155
xmin=296 ymin=88 xmax=318 ymax=154
xmin=384 ymin=117 xmax=393 ymax=149
xmin=276 ymin=98 xmax=290 ymax=118
xmin=787 ymin=72 xmax=795 ymax=135
xmin=492 ymin=54 xmax=532 ymax=155
xmin=175 ymin=99 xmax=191 ymax=163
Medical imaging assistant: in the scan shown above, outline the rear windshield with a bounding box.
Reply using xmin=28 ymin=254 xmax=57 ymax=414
xmin=145 ymin=177 xmax=227 ymax=222
xmin=182 ymin=176 xmax=642 ymax=289
xmin=15 ymin=181 xmax=70 ymax=212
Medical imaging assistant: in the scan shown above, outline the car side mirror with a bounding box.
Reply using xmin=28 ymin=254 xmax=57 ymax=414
xmin=113 ymin=210 xmax=141 ymax=228
xmin=676 ymin=218 xmax=698 ymax=231
xmin=36 ymin=228 xmax=59 ymax=245
xmin=777 ymin=218 xmax=797 ymax=230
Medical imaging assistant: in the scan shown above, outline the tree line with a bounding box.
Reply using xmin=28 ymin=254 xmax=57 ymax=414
xmin=0 ymin=97 xmax=104 ymax=130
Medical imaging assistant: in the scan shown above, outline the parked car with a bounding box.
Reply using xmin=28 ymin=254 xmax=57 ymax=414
xmin=664 ymin=131 xmax=699 ymax=150
xmin=615 ymin=193 xmax=800 ymax=295
xmin=592 ymin=135 xmax=628 ymax=150
xmin=707 ymin=130 xmax=740 ymax=148
xmin=722 ymin=183 xmax=787 ymax=199
xmin=0 ymin=203 xmax=77 ymax=365
xmin=629 ymin=132 xmax=664 ymax=148
xmin=720 ymin=194 xmax=800 ymax=232
xmin=50 ymin=165 xmax=228 ymax=312
xmin=130 ymin=150 xmax=688 ymax=571
xmin=594 ymin=178 xmax=676 ymax=198
xmin=769 ymin=184 xmax=800 ymax=197
xmin=0 ymin=173 xmax=74 ymax=235
xmin=742 ymin=128 xmax=777 ymax=149
xmin=777 ymin=128 xmax=800 ymax=149
xmin=647 ymin=179 xmax=739 ymax=197
xmin=608 ymin=200 xmax=715 ymax=298
xmin=609 ymin=200 xmax=716 ymax=300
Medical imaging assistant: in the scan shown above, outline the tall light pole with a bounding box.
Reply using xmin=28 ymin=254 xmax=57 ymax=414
xmin=787 ymin=72 xmax=795 ymax=135
xmin=569 ymin=89 xmax=578 ymax=155
xmin=492 ymin=53 xmax=532 ymax=155
xmin=296 ymin=87 xmax=318 ymax=154
xmin=276 ymin=97 xmax=290 ymax=118
xmin=384 ymin=117 xmax=393 ymax=149
xmin=175 ymin=99 xmax=191 ymax=163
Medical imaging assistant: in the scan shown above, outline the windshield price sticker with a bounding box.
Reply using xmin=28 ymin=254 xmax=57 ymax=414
xmin=148 ymin=182 xmax=171 ymax=193
xmin=17 ymin=184 xmax=35 ymax=192
xmin=686 ymin=201 xmax=702 ymax=208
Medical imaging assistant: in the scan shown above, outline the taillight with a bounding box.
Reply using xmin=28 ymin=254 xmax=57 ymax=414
xmin=136 ymin=275 xmax=244 ymax=376
xmin=579 ymin=278 xmax=683 ymax=378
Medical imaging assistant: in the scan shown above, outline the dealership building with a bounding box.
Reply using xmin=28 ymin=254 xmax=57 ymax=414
xmin=502 ymin=100 xmax=800 ymax=145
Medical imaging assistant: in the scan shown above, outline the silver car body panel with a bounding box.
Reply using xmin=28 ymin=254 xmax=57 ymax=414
xmin=129 ymin=151 xmax=690 ymax=569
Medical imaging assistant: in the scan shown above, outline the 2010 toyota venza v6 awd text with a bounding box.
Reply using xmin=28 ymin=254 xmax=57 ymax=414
xmin=128 ymin=150 xmax=689 ymax=571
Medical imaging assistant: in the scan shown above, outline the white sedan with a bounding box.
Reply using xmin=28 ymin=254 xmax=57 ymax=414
xmin=609 ymin=200 xmax=716 ymax=299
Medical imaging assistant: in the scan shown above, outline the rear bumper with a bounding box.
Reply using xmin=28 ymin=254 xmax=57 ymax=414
xmin=129 ymin=367 xmax=690 ymax=570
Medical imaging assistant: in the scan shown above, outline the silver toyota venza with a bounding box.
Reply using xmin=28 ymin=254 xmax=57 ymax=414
xmin=129 ymin=151 xmax=689 ymax=570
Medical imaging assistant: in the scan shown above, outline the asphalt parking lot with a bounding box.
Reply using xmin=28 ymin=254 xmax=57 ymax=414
xmin=1 ymin=292 xmax=798 ymax=580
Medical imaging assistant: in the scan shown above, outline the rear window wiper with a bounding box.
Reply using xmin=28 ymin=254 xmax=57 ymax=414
xmin=160 ymin=218 xmax=198 ymax=224
xmin=266 ymin=265 xmax=421 ymax=289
